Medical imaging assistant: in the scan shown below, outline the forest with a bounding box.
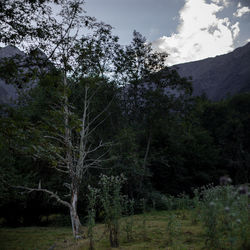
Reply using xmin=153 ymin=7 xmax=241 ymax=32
xmin=0 ymin=0 xmax=249 ymax=249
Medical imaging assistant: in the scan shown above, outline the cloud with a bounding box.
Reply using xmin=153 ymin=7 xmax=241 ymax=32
xmin=152 ymin=0 xmax=239 ymax=65
xmin=233 ymin=3 xmax=250 ymax=17
xmin=231 ymin=22 xmax=240 ymax=38
xmin=211 ymin=0 xmax=229 ymax=7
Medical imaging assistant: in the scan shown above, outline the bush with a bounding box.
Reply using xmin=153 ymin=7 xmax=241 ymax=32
xmin=148 ymin=191 xmax=175 ymax=210
xmin=193 ymin=183 xmax=250 ymax=249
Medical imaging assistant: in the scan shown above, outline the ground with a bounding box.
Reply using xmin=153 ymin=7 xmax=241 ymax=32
xmin=0 ymin=210 xmax=209 ymax=250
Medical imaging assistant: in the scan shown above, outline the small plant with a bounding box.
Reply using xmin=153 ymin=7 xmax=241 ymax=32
xmin=176 ymin=192 xmax=191 ymax=210
xmin=99 ymin=174 xmax=126 ymax=248
xmin=197 ymin=177 xmax=250 ymax=249
xmin=166 ymin=212 xmax=181 ymax=246
xmin=219 ymin=175 xmax=232 ymax=186
xmin=141 ymin=198 xmax=148 ymax=241
xmin=221 ymin=206 xmax=238 ymax=250
xmin=191 ymin=188 xmax=201 ymax=225
xmin=86 ymin=185 xmax=99 ymax=250
xmin=123 ymin=196 xmax=135 ymax=242
xmin=202 ymin=201 xmax=221 ymax=249
xmin=162 ymin=194 xmax=175 ymax=210
xmin=236 ymin=186 xmax=250 ymax=249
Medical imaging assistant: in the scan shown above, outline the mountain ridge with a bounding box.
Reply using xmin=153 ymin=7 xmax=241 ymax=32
xmin=171 ymin=42 xmax=250 ymax=101
xmin=0 ymin=45 xmax=50 ymax=104
xmin=0 ymin=43 xmax=250 ymax=103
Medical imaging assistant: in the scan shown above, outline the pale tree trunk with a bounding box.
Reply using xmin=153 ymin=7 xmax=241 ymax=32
xmin=63 ymin=73 xmax=82 ymax=238
xmin=70 ymin=187 xmax=82 ymax=238
xmin=63 ymin=73 xmax=72 ymax=171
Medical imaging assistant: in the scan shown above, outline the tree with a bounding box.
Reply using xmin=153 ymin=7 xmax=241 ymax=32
xmin=201 ymin=93 xmax=250 ymax=184
xmin=22 ymin=79 xmax=111 ymax=237
xmin=113 ymin=31 xmax=192 ymax=196
xmin=0 ymin=0 xmax=61 ymax=46
xmin=1 ymin=0 xmax=114 ymax=238
xmin=75 ymin=23 xmax=120 ymax=78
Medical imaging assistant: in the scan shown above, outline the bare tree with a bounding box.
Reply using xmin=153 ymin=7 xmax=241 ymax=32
xmin=13 ymin=0 xmax=113 ymax=238
xmin=18 ymin=83 xmax=111 ymax=237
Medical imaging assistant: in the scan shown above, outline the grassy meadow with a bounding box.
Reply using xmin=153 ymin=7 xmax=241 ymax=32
xmin=1 ymin=184 xmax=249 ymax=250
xmin=0 ymin=209 xmax=248 ymax=250
xmin=0 ymin=210 xmax=205 ymax=250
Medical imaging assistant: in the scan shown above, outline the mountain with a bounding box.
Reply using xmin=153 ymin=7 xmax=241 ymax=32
xmin=1 ymin=43 xmax=250 ymax=103
xmin=171 ymin=42 xmax=250 ymax=101
xmin=0 ymin=45 xmax=49 ymax=104
xmin=0 ymin=45 xmax=26 ymax=103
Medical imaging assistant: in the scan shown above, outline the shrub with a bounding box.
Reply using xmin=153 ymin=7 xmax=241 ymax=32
xmin=99 ymin=174 xmax=126 ymax=248
xmin=196 ymin=182 xmax=249 ymax=249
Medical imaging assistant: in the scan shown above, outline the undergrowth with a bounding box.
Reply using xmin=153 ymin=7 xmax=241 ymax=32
xmin=0 ymin=178 xmax=249 ymax=250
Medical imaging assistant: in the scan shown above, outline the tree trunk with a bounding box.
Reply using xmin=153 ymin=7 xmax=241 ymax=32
xmin=109 ymin=224 xmax=119 ymax=248
xmin=63 ymin=73 xmax=82 ymax=238
xmin=70 ymin=189 xmax=82 ymax=238
xmin=139 ymin=134 xmax=151 ymax=193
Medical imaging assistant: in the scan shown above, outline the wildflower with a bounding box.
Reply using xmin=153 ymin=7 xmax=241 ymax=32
xmin=220 ymin=176 xmax=232 ymax=185
xmin=209 ymin=201 xmax=215 ymax=207
xmin=238 ymin=185 xmax=248 ymax=195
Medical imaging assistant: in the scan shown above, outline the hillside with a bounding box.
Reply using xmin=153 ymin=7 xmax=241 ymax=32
xmin=1 ymin=43 xmax=250 ymax=103
xmin=172 ymin=42 xmax=250 ymax=101
xmin=0 ymin=45 xmax=26 ymax=103
xmin=0 ymin=45 xmax=48 ymax=104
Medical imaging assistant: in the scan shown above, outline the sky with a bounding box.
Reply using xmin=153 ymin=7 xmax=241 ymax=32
xmin=84 ymin=0 xmax=250 ymax=65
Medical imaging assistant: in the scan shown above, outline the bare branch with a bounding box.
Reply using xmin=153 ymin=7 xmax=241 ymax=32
xmin=88 ymin=97 xmax=114 ymax=127
xmin=14 ymin=186 xmax=71 ymax=208
xmin=44 ymin=135 xmax=65 ymax=145
xmin=53 ymin=165 xmax=69 ymax=174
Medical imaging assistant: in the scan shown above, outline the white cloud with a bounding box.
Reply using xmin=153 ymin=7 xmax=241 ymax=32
xmin=211 ymin=0 xmax=229 ymax=7
xmin=152 ymin=0 xmax=239 ymax=65
xmin=232 ymin=22 xmax=240 ymax=38
xmin=233 ymin=5 xmax=250 ymax=17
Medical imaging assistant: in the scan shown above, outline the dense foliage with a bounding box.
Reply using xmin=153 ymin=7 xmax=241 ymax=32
xmin=0 ymin=0 xmax=249 ymax=230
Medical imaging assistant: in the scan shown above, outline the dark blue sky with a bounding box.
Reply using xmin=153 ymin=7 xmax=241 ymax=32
xmin=85 ymin=0 xmax=185 ymax=45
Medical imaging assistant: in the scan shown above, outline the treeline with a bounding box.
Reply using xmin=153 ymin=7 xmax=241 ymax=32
xmin=0 ymin=0 xmax=249 ymax=228
xmin=0 ymin=62 xmax=249 ymax=226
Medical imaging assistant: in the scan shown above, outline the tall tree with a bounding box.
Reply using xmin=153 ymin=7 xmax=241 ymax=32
xmin=75 ymin=23 xmax=120 ymax=78
xmin=5 ymin=0 xmax=113 ymax=238
xmin=113 ymin=31 xmax=192 ymax=195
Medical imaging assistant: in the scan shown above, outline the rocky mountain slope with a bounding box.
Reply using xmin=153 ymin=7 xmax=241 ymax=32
xmin=0 ymin=45 xmax=26 ymax=103
xmin=172 ymin=42 xmax=250 ymax=101
xmin=0 ymin=45 xmax=49 ymax=104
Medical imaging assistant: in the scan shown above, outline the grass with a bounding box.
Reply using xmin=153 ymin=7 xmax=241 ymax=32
xmin=0 ymin=210 xmax=207 ymax=250
xmin=0 ymin=227 xmax=77 ymax=250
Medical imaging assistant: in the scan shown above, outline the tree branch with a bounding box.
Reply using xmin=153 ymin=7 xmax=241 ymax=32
xmin=14 ymin=186 xmax=71 ymax=208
